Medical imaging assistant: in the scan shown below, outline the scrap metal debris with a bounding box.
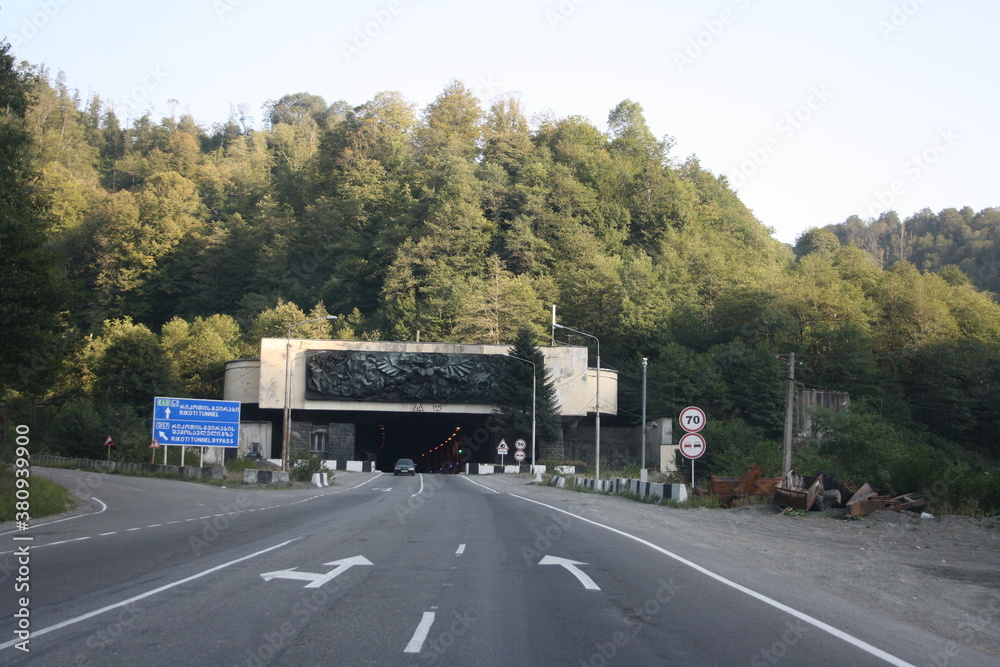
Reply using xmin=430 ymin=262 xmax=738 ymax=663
xmin=845 ymin=484 xmax=927 ymax=518
xmin=708 ymin=463 xmax=780 ymax=507
xmin=709 ymin=465 xmax=926 ymax=518
xmin=775 ymin=471 xmax=825 ymax=511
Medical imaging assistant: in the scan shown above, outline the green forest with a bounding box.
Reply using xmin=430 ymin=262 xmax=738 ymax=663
xmin=2 ymin=44 xmax=998 ymax=513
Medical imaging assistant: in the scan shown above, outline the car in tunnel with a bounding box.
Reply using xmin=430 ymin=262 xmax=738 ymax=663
xmin=393 ymin=458 xmax=416 ymax=475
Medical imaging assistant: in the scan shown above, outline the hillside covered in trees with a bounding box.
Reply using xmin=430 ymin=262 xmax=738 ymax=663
xmin=2 ymin=45 xmax=998 ymax=513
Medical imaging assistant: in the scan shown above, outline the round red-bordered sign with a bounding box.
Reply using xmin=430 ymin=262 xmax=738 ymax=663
xmin=679 ymin=432 xmax=706 ymax=459
xmin=678 ymin=406 xmax=707 ymax=433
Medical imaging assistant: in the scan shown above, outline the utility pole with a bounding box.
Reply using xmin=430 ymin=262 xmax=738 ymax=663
xmin=782 ymin=352 xmax=796 ymax=479
xmin=641 ymin=357 xmax=648 ymax=480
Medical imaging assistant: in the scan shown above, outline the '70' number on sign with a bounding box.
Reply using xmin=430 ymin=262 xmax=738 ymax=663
xmin=679 ymin=407 xmax=706 ymax=433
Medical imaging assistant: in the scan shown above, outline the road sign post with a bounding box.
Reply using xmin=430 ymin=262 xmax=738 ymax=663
xmin=679 ymin=407 xmax=707 ymax=489
xmin=153 ymin=397 xmax=241 ymax=467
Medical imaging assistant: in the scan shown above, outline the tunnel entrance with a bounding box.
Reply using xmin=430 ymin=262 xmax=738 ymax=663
xmin=364 ymin=413 xmax=504 ymax=474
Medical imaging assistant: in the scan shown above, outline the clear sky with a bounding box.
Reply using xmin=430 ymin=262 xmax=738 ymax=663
xmin=3 ymin=0 xmax=997 ymax=244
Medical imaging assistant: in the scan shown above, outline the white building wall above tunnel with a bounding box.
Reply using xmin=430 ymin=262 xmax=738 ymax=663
xmin=244 ymin=338 xmax=617 ymax=417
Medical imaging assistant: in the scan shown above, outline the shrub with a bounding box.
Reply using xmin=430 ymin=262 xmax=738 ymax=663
xmin=290 ymin=451 xmax=325 ymax=482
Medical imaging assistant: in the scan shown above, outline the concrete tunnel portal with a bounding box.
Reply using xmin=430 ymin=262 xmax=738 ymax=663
xmin=222 ymin=338 xmax=618 ymax=471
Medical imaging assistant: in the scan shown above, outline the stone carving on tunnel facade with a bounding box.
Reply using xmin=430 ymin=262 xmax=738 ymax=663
xmin=305 ymin=351 xmax=508 ymax=403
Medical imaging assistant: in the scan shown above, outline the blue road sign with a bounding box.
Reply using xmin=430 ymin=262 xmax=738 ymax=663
xmin=152 ymin=397 xmax=241 ymax=448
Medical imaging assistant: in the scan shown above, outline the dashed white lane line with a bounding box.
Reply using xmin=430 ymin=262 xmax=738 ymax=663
xmin=404 ymin=611 xmax=436 ymax=654
xmin=456 ymin=544 xmax=466 ymax=556
xmin=0 ymin=538 xmax=301 ymax=652
xmin=1 ymin=472 xmax=387 ymax=554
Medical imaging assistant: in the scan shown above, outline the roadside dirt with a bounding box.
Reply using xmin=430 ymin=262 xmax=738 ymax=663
xmin=479 ymin=474 xmax=1000 ymax=660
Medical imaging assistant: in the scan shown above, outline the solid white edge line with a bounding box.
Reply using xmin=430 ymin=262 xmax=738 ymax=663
xmin=508 ymin=493 xmax=914 ymax=667
xmin=410 ymin=474 xmax=425 ymax=498
xmin=457 ymin=476 xmax=500 ymax=493
xmin=403 ymin=611 xmax=436 ymax=654
xmin=0 ymin=496 xmax=108 ymax=537
xmin=0 ymin=537 xmax=302 ymax=652
xmin=329 ymin=472 xmax=385 ymax=494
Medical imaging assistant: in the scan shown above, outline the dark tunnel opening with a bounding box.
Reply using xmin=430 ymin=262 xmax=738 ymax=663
xmin=362 ymin=413 xmax=506 ymax=474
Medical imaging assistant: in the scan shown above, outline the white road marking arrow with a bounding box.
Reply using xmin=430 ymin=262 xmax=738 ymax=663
xmin=260 ymin=555 xmax=373 ymax=588
xmin=538 ymin=555 xmax=601 ymax=590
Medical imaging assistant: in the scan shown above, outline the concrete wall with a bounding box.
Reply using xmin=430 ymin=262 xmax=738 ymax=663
xmin=238 ymin=421 xmax=272 ymax=459
xmin=224 ymin=359 xmax=261 ymax=404
xmin=796 ymin=389 xmax=850 ymax=441
xmin=251 ymin=338 xmax=618 ymax=418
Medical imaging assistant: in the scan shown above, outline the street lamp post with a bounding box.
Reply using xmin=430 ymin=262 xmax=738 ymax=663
xmin=641 ymin=356 xmax=648 ymax=479
xmin=282 ymin=315 xmax=338 ymax=472
xmin=553 ymin=323 xmax=600 ymax=480
xmin=505 ymin=353 xmax=536 ymax=472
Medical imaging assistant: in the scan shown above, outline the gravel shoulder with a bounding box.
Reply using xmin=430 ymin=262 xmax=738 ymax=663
xmin=475 ymin=473 xmax=1000 ymax=660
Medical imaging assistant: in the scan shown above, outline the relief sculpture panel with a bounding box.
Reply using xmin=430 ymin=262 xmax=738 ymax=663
xmin=306 ymin=351 xmax=507 ymax=403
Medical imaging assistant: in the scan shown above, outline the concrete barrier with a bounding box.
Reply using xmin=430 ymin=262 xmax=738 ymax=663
xmin=565 ymin=476 xmax=688 ymax=502
xmin=243 ymin=469 xmax=290 ymax=485
xmin=323 ymin=460 xmax=378 ymax=472
xmin=33 ymin=455 xmax=225 ymax=480
xmin=311 ymin=472 xmax=330 ymax=487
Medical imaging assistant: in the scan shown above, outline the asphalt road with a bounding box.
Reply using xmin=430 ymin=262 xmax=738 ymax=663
xmin=1 ymin=468 xmax=996 ymax=666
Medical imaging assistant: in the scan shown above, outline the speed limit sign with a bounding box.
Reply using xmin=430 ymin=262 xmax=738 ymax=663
xmin=679 ymin=406 xmax=706 ymax=433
